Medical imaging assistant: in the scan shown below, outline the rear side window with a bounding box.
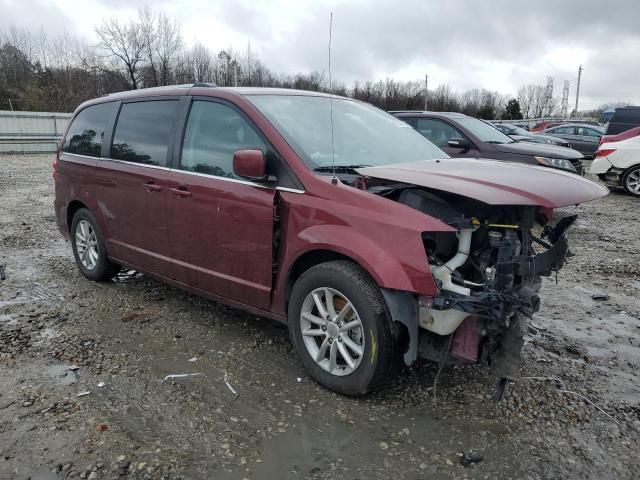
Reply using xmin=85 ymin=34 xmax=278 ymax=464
xmin=415 ymin=118 xmax=464 ymax=147
xmin=111 ymin=100 xmax=178 ymax=166
xmin=63 ymin=103 xmax=116 ymax=157
xmin=180 ymin=101 xmax=266 ymax=178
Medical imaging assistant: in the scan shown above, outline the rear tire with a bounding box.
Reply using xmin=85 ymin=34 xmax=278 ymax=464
xmin=70 ymin=208 xmax=120 ymax=281
xmin=288 ymin=260 xmax=396 ymax=396
xmin=622 ymin=166 xmax=640 ymax=196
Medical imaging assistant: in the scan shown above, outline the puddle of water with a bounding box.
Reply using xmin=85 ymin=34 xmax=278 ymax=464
xmin=47 ymin=364 xmax=78 ymax=385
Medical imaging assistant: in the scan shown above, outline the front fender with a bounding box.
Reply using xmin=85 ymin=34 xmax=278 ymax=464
xmin=271 ymin=185 xmax=457 ymax=317
xmin=293 ymin=223 xmax=436 ymax=294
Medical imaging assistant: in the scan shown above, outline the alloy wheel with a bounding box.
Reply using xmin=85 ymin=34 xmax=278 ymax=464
xmin=75 ymin=219 xmax=99 ymax=270
xmin=300 ymin=287 xmax=365 ymax=376
xmin=625 ymin=168 xmax=640 ymax=195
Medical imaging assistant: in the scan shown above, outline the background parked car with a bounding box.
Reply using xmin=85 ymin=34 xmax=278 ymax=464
xmin=493 ymin=122 xmax=571 ymax=148
xmin=530 ymin=120 xmax=566 ymax=132
xmin=590 ymin=126 xmax=640 ymax=196
xmin=391 ymin=111 xmax=584 ymax=173
xmin=542 ymin=123 xmax=604 ymax=158
xmin=604 ymin=106 xmax=640 ymax=135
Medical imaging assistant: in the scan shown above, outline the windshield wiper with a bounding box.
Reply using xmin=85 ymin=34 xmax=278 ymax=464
xmin=314 ymin=164 xmax=371 ymax=173
xmin=485 ymin=140 xmax=506 ymax=144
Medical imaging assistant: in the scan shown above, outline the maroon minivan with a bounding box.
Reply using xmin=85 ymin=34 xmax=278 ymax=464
xmin=54 ymin=85 xmax=608 ymax=395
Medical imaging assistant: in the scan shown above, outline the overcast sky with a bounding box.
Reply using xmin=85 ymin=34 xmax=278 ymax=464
xmin=1 ymin=0 xmax=639 ymax=109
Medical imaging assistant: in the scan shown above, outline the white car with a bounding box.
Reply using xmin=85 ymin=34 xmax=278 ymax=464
xmin=590 ymin=127 xmax=640 ymax=196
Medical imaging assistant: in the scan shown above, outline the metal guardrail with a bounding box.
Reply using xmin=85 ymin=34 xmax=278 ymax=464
xmin=0 ymin=110 xmax=71 ymax=154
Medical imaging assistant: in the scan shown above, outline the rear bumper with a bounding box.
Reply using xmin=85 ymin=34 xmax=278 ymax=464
xmin=589 ymin=156 xmax=613 ymax=175
xmin=53 ymin=198 xmax=70 ymax=240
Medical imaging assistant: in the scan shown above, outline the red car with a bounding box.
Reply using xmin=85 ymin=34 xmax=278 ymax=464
xmin=54 ymin=85 xmax=608 ymax=395
xmin=529 ymin=120 xmax=566 ymax=132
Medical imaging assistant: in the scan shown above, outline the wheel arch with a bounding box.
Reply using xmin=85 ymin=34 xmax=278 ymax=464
xmin=66 ymin=200 xmax=88 ymax=232
xmin=285 ymin=249 xmax=370 ymax=303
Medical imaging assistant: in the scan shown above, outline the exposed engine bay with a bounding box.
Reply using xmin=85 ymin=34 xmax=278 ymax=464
xmin=365 ymin=178 xmax=577 ymax=379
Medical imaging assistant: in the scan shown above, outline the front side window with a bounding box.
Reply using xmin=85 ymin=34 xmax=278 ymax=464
xmin=180 ymin=101 xmax=266 ymax=178
xmin=63 ymin=102 xmax=116 ymax=157
xmin=111 ymin=100 xmax=179 ymax=166
xmin=415 ymin=118 xmax=464 ymax=147
xmin=247 ymin=95 xmax=448 ymax=169
xmin=551 ymin=126 xmax=576 ymax=135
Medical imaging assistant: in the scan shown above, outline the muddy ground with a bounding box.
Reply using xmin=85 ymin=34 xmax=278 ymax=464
xmin=0 ymin=154 xmax=638 ymax=480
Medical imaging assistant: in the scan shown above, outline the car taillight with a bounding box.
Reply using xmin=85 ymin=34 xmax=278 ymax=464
xmin=595 ymin=148 xmax=616 ymax=158
xmin=53 ymin=155 xmax=59 ymax=181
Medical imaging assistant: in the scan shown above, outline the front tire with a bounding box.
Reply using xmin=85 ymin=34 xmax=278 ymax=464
xmin=288 ymin=260 xmax=396 ymax=396
xmin=70 ymin=208 xmax=120 ymax=281
xmin=622 ymin=166 xmax=640 ymax=196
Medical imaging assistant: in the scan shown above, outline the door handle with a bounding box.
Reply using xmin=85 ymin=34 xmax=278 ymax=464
xmin=144 ymin=181 xmax=163 ymax=192
xmin=169 ymin=186 xmax=192 ymax=198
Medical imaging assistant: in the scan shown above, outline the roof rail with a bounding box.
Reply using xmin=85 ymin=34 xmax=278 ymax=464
xmin=101 ymin=83 xmax=218 ymax=97
xmin=192 ymin=82 xmax=217 ymax=88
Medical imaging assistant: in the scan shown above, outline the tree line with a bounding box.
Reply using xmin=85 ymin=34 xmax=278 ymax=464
xmin=0 ymin=8 xmax=622 ymax=119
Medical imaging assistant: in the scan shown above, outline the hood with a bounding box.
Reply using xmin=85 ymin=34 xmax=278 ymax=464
xmin=493 ymin=141 xmax=582 ymax=159
xmin=356 ymin=158 xmax=608 ymax=208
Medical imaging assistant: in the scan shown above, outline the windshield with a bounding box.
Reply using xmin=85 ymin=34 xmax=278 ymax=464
xmin=247 ymin=95 xmax=448 ymax=169
xmin=458 ymin=118 xmax=515 ymax=144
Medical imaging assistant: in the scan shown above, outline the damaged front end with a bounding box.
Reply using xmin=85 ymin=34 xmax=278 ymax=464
xmin=416 ymin=198 xmax=575 ymax=379
xmin=354 ymin=159 xmax=608 ymax=385
xmin=373 ymin=184 xmax=577 ymax=379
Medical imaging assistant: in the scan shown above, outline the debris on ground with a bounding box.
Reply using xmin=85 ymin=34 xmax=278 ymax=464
xmin=591 ymin=293 xmax=610 ymax=301
xmin=163 ymin=373 xmax=203 ymax=380
xmin=224 ymin=373 xmax=238 ymax=396
xmin=460 ymin=451 xmax=484 ymax=467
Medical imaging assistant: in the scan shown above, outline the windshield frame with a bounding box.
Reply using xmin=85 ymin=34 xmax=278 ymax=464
xmin=245 ymin=94 xmax=450 ymax=172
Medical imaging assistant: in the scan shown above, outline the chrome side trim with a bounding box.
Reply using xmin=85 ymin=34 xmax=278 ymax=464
xmin=60 ymin=153 xmax=306 ymax=193
xmin=98 ymin=157 xmax=172 ymax=172
xmin=171 ymin=167 xmax=270 ymax=188
xmin=276 ymin=186 xmax=305 ymax=194
xmin=60 ymin=151 xmax=97 ymax=162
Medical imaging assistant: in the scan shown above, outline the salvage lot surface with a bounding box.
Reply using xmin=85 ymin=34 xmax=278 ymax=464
xmin=1 ymin=154 xmax=639 ymax=480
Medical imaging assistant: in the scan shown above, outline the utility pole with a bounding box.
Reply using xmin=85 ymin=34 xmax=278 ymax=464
xmin=424 ymin=74 xmax=428 ymax=111
xmin=573 ymin=65 xmax=583 ymax=117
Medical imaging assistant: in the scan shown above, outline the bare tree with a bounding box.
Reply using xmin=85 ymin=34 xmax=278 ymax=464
xmin=155 ymin=12 xmax=182 ymax=85
xmin=191 ymin=42 xmax=212 ymax=83
xmin=95 ymin=17 xmax=145 ymax=89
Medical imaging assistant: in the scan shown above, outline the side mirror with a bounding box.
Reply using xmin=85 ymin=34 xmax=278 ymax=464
xmin=233 ymin=149 xmax=269 ymax=181
xmin=447 ymin=137 xmax=470 ymax=149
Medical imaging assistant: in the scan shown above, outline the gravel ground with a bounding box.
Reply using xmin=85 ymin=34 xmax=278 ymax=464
xmin=0 ymin=154 xmax=639 ymax=480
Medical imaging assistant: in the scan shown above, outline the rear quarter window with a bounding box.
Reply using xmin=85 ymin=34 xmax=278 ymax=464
xmin=111 ymin=100 xmax=179 ymax=166
xmin=63 ymin=102 xmax=116 ymax=157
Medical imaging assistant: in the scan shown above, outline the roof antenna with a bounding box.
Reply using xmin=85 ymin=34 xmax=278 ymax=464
xmin=328 ymin=12 xmax=338 ymax=185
